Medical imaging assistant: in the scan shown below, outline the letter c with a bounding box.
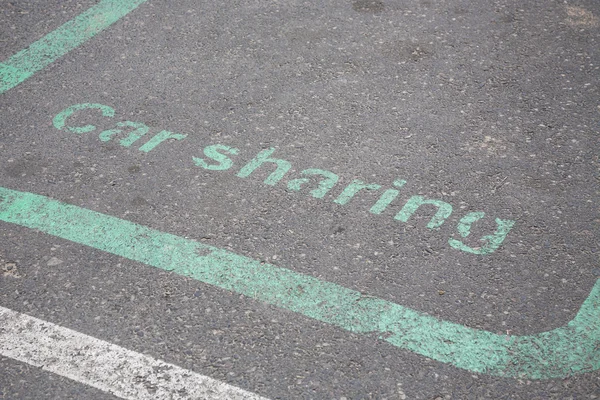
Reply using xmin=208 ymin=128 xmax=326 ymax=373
xmin=53 ymin=103 xmax=115 ymax=134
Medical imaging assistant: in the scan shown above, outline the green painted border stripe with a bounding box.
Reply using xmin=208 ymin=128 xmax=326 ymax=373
xmin=0 ymin=186 xmax=598 ymax=379
xmin=0 ymin=0 xmax=149 ymax=94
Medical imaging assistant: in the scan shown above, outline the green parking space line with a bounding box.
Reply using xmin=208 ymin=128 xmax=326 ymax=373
xmin=0 ymin=186 xmax=598 ymax=379
xmin=0 ymin=0 xmax=149 ymax=94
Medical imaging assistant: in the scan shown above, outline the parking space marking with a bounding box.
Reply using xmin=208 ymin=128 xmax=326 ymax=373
xmin=0 ymin=305 xmax=269 ymax=400
xmin=0 ymin=0 xmax=149 ymax=94
xmin=1 ymin=186 xmax=598 ymax=379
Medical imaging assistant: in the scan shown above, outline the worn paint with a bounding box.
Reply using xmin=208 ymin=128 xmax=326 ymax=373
xmin=53 ymin=103 xmax=115 ymax=134
xmin=138 ymin=130 xmax=187 ymax=153
xmin=0 ymin=306 xmax=268 ymax=400
xmin=54 ymin=103 xmax=187 ymax=153
xmin=287 ymin=169 xmax=340 ymax=199
xmin=193 ymin=144 xmax=240 ymax=171
xmin=0 ymin=186 xmax=597 ymax=380
xmin=99 ymin=121 xmax=149 ymax=147
xmin=370 ymin=179 xmax=407 ymax=214
xmin=53 ymin=104 xmax=516 ymax=254
xmin=395 ymin=196 xmax=453 ymax=229
xmin=448 ymin=212 xmax=517 ymax=255
xmin=236 ymin=148 xmax=292 ymax=185
xmin=0 ymin=0 xmax=149 ymax=94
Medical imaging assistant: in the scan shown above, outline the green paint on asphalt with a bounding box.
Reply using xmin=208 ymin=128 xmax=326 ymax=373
xmin=0 ymin=186 xmax=598 ymax=379
xmin=287 ymin=169 xmax=340 ymax=199
xmin=449 ymin=213 xmax=516 ymax=255
xmin=193 ymin=145 xmax=240 ymax=171
xmin=395 ymin=196 xmax=453 ymax=230
xmin=369 ymin=179 xmax=406 ymax=215
xmin=0 ymin=0 xmax=149 ymax=94
xmin=53 ymin=103 xmax=116 ymax=133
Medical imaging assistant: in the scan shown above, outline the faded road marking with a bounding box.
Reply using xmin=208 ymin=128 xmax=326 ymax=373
xmin=0 ymin=186 xmax=599 ymax=379
xmin=0 ymin=305 xmax=268 ymax=400
xmin=52 ymin=102 xmax=517 ymax=256
xmin=0 ymin=0 xmax=149 ymax=94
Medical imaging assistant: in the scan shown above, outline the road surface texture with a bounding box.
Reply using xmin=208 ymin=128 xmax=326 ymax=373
xmin=1 ymin=0 xmax=599 ymax=398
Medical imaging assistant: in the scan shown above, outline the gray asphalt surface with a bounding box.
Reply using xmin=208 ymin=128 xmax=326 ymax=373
xmin=1 ymin=0 xmax=599 ymax=398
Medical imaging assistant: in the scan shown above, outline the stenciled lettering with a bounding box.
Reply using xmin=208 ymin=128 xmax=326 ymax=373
xmin=53 ymin=104 xmax=516 ymax=255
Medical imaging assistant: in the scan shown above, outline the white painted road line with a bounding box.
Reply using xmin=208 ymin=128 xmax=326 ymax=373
xmin=0 ymin=305 xmax=268 ymax=400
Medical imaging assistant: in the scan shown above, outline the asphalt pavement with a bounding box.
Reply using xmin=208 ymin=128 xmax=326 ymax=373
xmin=1 ymin=0 xmax=599 ymax=398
